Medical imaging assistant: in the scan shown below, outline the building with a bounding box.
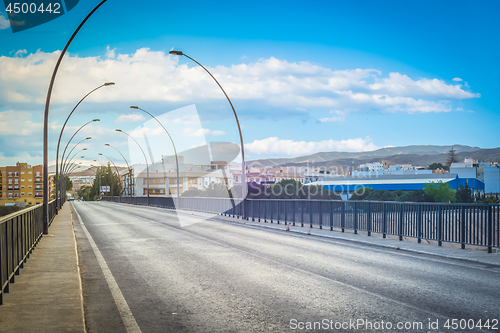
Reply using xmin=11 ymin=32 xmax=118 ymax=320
xmin=122 ymin=156 xmax=234 ymax=196
xmin=359 ymin=162 xmax=384 ymax=172
xmin=484 ymin=166 xmax=500 ymax=194
xmin=0 ymin=162 xmax=51 ymax=207
xmin=307 ymin=173 xmax=485 ymax=200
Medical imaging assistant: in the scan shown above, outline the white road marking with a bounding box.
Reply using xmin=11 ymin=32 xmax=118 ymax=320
xmin=72 ymin=203 xmax=142 ymax=333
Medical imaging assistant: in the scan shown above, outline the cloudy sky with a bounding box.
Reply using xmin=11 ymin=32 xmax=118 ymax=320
xmin=0 ymin=0 xmax=499 ymax=168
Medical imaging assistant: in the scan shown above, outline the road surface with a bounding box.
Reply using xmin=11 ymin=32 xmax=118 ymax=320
xmin=72 ymin=201 xmax=500 ymax=332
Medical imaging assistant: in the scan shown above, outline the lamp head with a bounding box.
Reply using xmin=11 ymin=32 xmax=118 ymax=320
xmin=93 ymin=119 xmax=100 ymax=122
xmin=115 ymin=129 xmax=122 ymax=132
xmin=169 ymin=50 xmax=184 ymax=56
xmin=98 ymin=153 xmax=102 ymax=156
xmin=83 ymin=148 xmax=88 ymax=151
xmin=81 ymin=156 xmax=84 ymax=158
xmin=105 ymin=144 xmax=110 ymax=146
xmin=104 ymin=82 xmax=115 ymax=86
xmin=130 ymin=106 xmax=139 ymax=109
xmin=86 ymin=137 xmax=92 ymax=140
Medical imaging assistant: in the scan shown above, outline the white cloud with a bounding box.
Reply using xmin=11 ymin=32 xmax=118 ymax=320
xmin=452 ymin=77 xmax=463 ymax=82
xmin=0 ymin=48 xmax=480 ymax=115
xmin=0 ymin=14 xmax=9 ymax=30
xmin=105 ymin=46 xmax=116 ymax=59
xmin=115 ymin=113 xmax=146 ymax=123
xmin=369 ymin=73 xmax=478 ymax=99
xmin=246 ymin=137 xmax=378 ymax=156
xmin=320 ymin=116 xmax=344 ymax=123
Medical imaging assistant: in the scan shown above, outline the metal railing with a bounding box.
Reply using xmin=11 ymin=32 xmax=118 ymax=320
xmin=101 ymin=197 xmax=500 ymax=253
xmin=0 ymin=199 xmax=58 ymax=305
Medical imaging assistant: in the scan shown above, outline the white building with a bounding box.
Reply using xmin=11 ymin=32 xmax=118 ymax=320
xmin=359 ymin=162 xmax=384 ymax=172
xmin=122 ymin=156 xmax=234 ymax=197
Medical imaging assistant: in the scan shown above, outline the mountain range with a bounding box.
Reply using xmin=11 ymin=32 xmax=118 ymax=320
xmin=246 ymin=145 xmax=500 ymax=170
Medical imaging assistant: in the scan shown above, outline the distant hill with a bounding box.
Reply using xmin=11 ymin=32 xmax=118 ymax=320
xmin=246 ymin=145 xmax=499 ymax=170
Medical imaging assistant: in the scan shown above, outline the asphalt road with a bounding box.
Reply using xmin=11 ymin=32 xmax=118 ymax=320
xmin=72 ymin=201 xmax=500 ymax=333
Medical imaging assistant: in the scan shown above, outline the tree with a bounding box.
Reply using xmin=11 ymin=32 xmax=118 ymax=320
xmin=428 ymin=162 xmax=445 ymax=170
xmin=446 ymin=147 xmax=459 ymax=166
xmin=397 ymin=190 xmax=434 ymax=203
xmin=456 ymin=183 xmax=474 ymax=203
xmin=85 ymin=165 xmax=121 ymax=200
xmin=423 ymin=181 xmax=456 ymax=203
xmin=52 ymin=174 xmax=73 ymax=197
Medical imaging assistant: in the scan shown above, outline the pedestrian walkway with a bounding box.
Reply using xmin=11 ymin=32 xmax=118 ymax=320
xmin=0 ymin=203 xmax=85 ymax=333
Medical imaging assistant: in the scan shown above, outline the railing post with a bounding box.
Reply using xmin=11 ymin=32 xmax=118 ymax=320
xmin=319 ymin=201 xmax=323 ymax=230
xmin=277 ymin=200 xmax=280 ymax=224
xmin=329 ymin=201 xmax=334 ymax=231
xmin=284 ymin=201 xmax=288 ymax=226
xmin=418 ymin=204 xmax=423 ymax=244
xmin=301 ymin=200 xmax=304 ymax=228
xmin=461 ymin=205 xmax=466 ymax=249
xmin=367 ymin=202 xmax=371 ymax=236
xmin=264 ymin=200 xmax=267 ymax=223
xmin=353 ymin=202 xmax=358 ymax=234
xmin=399 ymin=204 xmax=404 ymax=241
xmin=293 ymin=200 xmax=296 ymax=227
xmin=309 ymin=200 xmax=313 ymax=228
xmin=487 ymin=205 xmax=493 ymax=253
xmin=341 ymin=201 xmax=345 ymax=233
xmin=382 ymin=203 xmax=387 ymax=238
xmin=438 ymin=205 xmax=443 ymax=246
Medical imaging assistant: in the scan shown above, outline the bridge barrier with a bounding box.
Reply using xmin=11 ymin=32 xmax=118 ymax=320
xmin=0 ymin=199 xmax=58 ymax=305
xmin=101 ymin=197 xmax=500 ymax=253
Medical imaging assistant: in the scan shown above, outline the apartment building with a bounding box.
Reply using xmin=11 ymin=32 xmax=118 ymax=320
xmin=0 ymin=162 xmax=49 ymax=207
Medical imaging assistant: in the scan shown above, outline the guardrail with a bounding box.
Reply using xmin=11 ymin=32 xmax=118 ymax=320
xmin=101 ymin=197 xmax=500 ymax=253
xmin=0 ymin=199 xmax=58 ymax=305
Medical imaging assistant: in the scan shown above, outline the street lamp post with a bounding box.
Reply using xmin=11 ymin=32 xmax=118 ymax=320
xmin=60 ymin=134 xmax=93 ymax=208
xmin=64 ymin=156 xmax=85 ymax=175
xmin=169 ymin=50 xmax=247 ymax=218
xmin=55 ymin=85 xmax=113 ymax=212
xmin=43 ymin=0 xmax=109 ymax=234
xmin=115 ymin=129 xmax=150 ymax=206
xmin=130 ymin=106 xmax=180 ymax=202
xmin=62 ymin=149 xmax=87 ymax=174
xmin=105 ymin=144 xmax=133 ymax=198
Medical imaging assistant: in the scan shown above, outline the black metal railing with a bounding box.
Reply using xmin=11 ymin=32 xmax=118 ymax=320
xmin=0 ymin=199 xmax=58 ymax=305
xmin=101 ymin=197 xmax=500 ymax=253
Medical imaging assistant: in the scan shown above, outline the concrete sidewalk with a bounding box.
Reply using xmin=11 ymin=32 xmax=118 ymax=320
xmin=0 ymin=203 xmax=85 ymax=333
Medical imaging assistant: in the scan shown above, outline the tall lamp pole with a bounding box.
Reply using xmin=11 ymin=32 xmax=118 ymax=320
xmin=105 ymin=144 xmax=133 ymax=197
xmin=169 ymin=50 xmax=246 ymax=218
xmin=55 ymin=85 xmax=113 ymax=212
xmin=43 ymin=0 xmax=108 ymax=234
xmin=115 ymin=129 xmax=150 ymax=206
xmin=130 ymin=106 xmax=180 ymax=201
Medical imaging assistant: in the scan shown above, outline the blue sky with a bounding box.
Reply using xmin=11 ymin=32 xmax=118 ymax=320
xmin=0 ymin=0 xmax=499 ymax=168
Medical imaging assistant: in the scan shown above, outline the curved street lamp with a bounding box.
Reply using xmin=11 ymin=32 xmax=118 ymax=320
xmin=55 ymin=85 xmax=113 ymax=211
xmin=57 ymin=118 xmax=98 ymax=206
xmin=60 ymin=120 xmax=99 ymax=168
xmin=115 ymin=129 xmax=150 ymax=206
xmin=43 ymin=0 xmax=109 ymax=234
xmin=105 ymin=143 xmax=133 ymax=197
xmin=130 ymin=106 xmax=180 ymax=201
xmin=62 ymin=149 xmax=87 ymax=174
xmin=169 ymin=50 xmax=246 ymax=218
